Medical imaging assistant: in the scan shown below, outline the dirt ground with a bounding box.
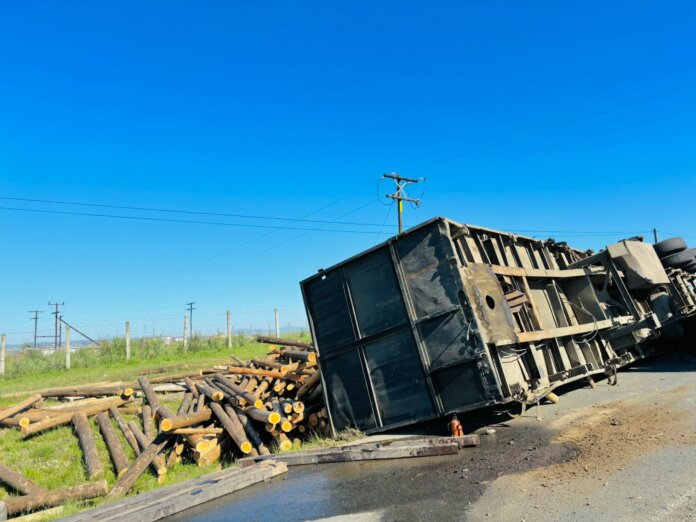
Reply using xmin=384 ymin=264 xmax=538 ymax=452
xmin=168 ymin=352 xmax=696 ymax=522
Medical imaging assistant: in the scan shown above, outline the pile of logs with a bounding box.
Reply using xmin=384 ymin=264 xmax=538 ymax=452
xmin=0 ymin=336 xmax=325 ymax=518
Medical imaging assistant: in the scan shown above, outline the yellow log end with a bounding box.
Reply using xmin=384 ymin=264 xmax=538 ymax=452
xmin=268 ymin=412 xmax=281 ymax=425
xmin=240 ymin=441 xmax=252 ymax=454
xmin=212 ymin=392 xmax=224 ymax=401
xmin=195 ymin=440 xmax=211 ymax=453
xmin=160 ymin=418 xmax=173 ymax=432
xmin=546 ymin=392 xmax=560 ymax=404
xmin=253 ymin=399 xmax=264 ymax=409
xmin=293 ymin=402 xmax=305 ymax=414
xmin=279 ymin=440 xmax=292 ymax=452
xmin=281 ymin=421 xmax=292 ymax=433
xmin=19 ymin=418 xmax=30 ymax=428
xmin=122 ymin=388 xmax=134 ymax=397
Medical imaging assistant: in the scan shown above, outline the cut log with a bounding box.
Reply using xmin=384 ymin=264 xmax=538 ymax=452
xmin=171 ymin=427 xmax=223 ymax=435
xmin=95 ymin=412 xmax=129 ymax=477
xmin=0 ymin=463 xmax=46 ymax=495
xmin=183 ymin=377 xmax=199 ymax=398
xmin=21 ymin=398 xmax=128 ymax=438
xmin=296 ymin=370 xmax=321 ymax=399
xmin=128 ymin=421 xmax=167 ymax=475
xmin=279 ymin=349 xmax=316 ymax=363
xmin=209 ymin=402 xmax=251 ymax=454
xmin=159 ymin=408 xmax=212 ymax=432
xmin=243 ymin=406 xmax=280 ymax=426
xmin=3 ymin=480 xmax=108 ymax=517
xmin=176 ymin=393 xmax=193 ymax=415
xmin=137 ymin=377 xmax=161 ymax=412
xmin=40 ymin=387 xmax=133 ymax=399
xmin=108 ymin=435 xmax=170 ymax=499
xmin=72 ymin=412 xmax=104 ymax=480
xmin=196 ymin=382 xmax=224 ymax=402
xmin=256 ymin=336 xmax=314 ymax=350
xmin=211 ymin=375 xmax=262 ymax=407
xmin=0 ymin=394 xmax=42 ymax=422
xmin=234 ymin=408 xmax=270 ymax=455
xmin=109 ymin=406 xmax=140 ymax=456
xmin=225 ymin=366 xmax=302 ymax=382
xmin=142 ymin=405 xmax=154 ymax=440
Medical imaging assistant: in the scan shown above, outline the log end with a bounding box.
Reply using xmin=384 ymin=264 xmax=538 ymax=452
xmin=281 ymin=420 xmax=292 ymax=433
xmin=240 ymin=441 xmax=252 ymax=454
xmin=160 ymin=418 xmax=173 ymax=432
xmin=212 ymin=392 xmax=224 ymax=402
xmin=253 ymin=399 xmax=264 ymax=409
xmin=19 ymin=417 xmax=30 ymax=428
xmin=122 ymin=388 xmax=134 ymax=398
xmin=278 ymin=440 xmax=292 ymax=452
xmin=268 ymin=412 xmax=281 ymax=425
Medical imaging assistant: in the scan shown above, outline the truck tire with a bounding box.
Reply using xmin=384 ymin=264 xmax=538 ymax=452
xmin=683 ymin=259 xmax=696 ymax=273
xmin=661 ymin=249 xmax=695 ymax=269
xmin=654 ymin=237 xmax=687 ymax=258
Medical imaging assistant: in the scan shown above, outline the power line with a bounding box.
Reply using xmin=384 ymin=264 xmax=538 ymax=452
xmin=383 ymin=173 xmax=425 ymax=234
xmin=402 ymin=79 xmax=696 ymax=173
xmin=0 ymin=205 xmax=394 ymax=235
xmin=0 ymin=196 xmax=391 ymax=228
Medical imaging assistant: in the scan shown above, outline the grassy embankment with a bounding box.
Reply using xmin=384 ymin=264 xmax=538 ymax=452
xmin=0 ymin=334 xmax=326 ymax=519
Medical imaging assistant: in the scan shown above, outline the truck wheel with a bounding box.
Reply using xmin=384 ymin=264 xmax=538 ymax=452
xmin=654 ymin=237 xmax=687 ymax=258
xmin=661 ymin=249 xmax=695 ymax=269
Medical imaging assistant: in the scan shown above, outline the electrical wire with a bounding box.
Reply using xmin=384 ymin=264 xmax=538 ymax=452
xmin=0 ymin=205 xmax=393 ymax=235
xmin=0 ymin=196 xmax=391 ymax=228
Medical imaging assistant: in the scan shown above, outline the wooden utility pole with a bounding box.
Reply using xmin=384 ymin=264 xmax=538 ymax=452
xmin=0 ymin=334 xmax=5 ymax=378
xmin=183 ymin=315 xmax=189 ymax=351
xmin=48 ymin=302 xmax=64 ymax=353
xmin=653 ymin=228 xmax=659 ymax=244
xmin=226 ymin=310 xmax=232 ymax=349
xmin=65 ymin=325 xmax=71 ymax=370
xmin=125 ymin=321 xmax=131 ymax=361
xmin=186 ymin=302 xmax=195 ymax=341
xmin=274 ymin=309 xmax=280 ymax=338
xmin=384 ymin=173 xmax=425 ymax=234
xmin=29 ymin=310 xmax=42 ymax=349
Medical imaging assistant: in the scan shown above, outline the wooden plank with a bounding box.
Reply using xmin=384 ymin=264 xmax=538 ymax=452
xmin=61 ymin=461 xmax=288 ymax=522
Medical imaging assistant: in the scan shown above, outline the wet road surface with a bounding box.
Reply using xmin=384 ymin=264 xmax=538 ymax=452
xmin=168 ymin=353 xmax=696 ymax=522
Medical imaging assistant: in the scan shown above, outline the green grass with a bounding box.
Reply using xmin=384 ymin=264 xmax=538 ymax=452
xmin=0 ymin=334 xmax=296 ymax=404
xmin=0 ymin=332 xmax=320 ymax=520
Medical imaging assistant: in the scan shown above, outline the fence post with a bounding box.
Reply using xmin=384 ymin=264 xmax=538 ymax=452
xmin=65 ymin=325 xmax=71 ymax=370
xmin=226 ymin=310 xmax=232 ymax=348
xmin=125 ymin=321 xmax=131 ymax=362
xmin=0 ymin=334 xmax=5 ymax=378
xmin=274 ymin=308 xmax=280 ymax=338
xmin=183 ymin=315 xmax=189 ymax=351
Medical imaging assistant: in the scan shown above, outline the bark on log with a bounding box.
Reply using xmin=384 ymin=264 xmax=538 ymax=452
xmin=209 ymin=402 xmax=251 ymax=454
xmin=109 ymin=406 xmax=140 ymax=456
xmin=3 ymin=480 xmax=108 ymax=516
xmin=142 ymin=405 xmax=154 ymax=440
xmin=176 ymin=393 xmax=193 ymax=415
xmin=159 ymin=408 xmax=212 ymax=432
xmin=0 ymin=463 xmax=46 ymax=495
xmin=108 ymin=435 xmax=170 ymax=499
xmin=21 ymin=398 xmax=128 ymax=438
xmin=95 ymin=412 xmax=129 ymax=477
xmin=196 ymin=382 xmax=224 ymax=402
xmin=72 ymin=412 xmax=104 ymax=480
xmin=171 ymin=427 xmax=223 ymax=435
xmin=225 ymin=366 xmax=302 ymax=382
xmin=128 ymin=422 xmax=167 ymax=476
xmin=242 ymin=405 xmax=280 ymax=426
xmin=183 ymin=377 xmax=199 ymax=398
xmin=137 ymin=377 xmax=161 ymax=412
xmin=39 ymin=387 xmax=133 ymax=398
xmin=212 ymin=375 xmax=263 ymax=406
xmin=278 ymin=349 xmax=316 ymax=363
xmin=256 ymin=336 xmax=314 ymax=350
xmin=0 ymin=394 xmax=42 ymax=422
xmin=296 ymin=370 xmax=321 ymax=399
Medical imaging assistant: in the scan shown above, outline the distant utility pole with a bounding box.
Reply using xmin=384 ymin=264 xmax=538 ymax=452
xmin=384 ymin=172 xmax=425 ymax=234
xmin=653 ymin=228 xmax=659 ymax=244
xmin=186 ymin=302 xmax=196 ymax=340
xmin=274 ymin=309 xmax=280 ymax=338
xmin=29 ymin=310 xmax=43 ymax=349
xmin=226 ymin=310 xmax=232 ymax=349
xmin=48 ymin=302 xmax=64 ymax=352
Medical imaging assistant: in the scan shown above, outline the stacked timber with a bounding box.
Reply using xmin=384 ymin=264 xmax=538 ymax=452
xmin=0 ymin=336 xmax=325 ymax=518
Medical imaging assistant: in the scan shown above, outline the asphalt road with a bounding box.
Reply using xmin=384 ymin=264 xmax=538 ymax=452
xmin=168 ymin=352 xmax=696 ymax=522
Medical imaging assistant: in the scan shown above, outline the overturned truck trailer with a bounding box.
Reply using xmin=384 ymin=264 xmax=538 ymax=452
xmin=301 ymin=217 xmax=696 ymax=434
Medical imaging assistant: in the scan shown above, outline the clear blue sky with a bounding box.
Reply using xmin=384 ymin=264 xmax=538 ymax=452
xmin=2 ymin=1 xmax=695 ymax=345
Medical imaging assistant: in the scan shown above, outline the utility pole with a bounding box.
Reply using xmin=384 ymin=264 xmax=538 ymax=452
xmin=653 ymin=228 xmax=659 ymax=244
xmin=28 ymin=310 xmax=42 ymax=349
xmin=125 ymin=321 xmax=131 ymax=361
xmin=48 ymin=302 xmax=64 ymax=353
xmin=186 ymin=302 xmax=195 ymax=341
xmin=226 ymin=310 xmax=232 ymax=349
xmin=274 ymin=309 xmax=280 ymax=338
xmin=0 ymin=334 xmax=5 ymax=378
xmin=65 ymin=325 xmax=71 ymax=370
xmin=183 ymin=315 xmax=189 ymax=351
xmin=384 ymin=173 xmax=425 ymax=234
